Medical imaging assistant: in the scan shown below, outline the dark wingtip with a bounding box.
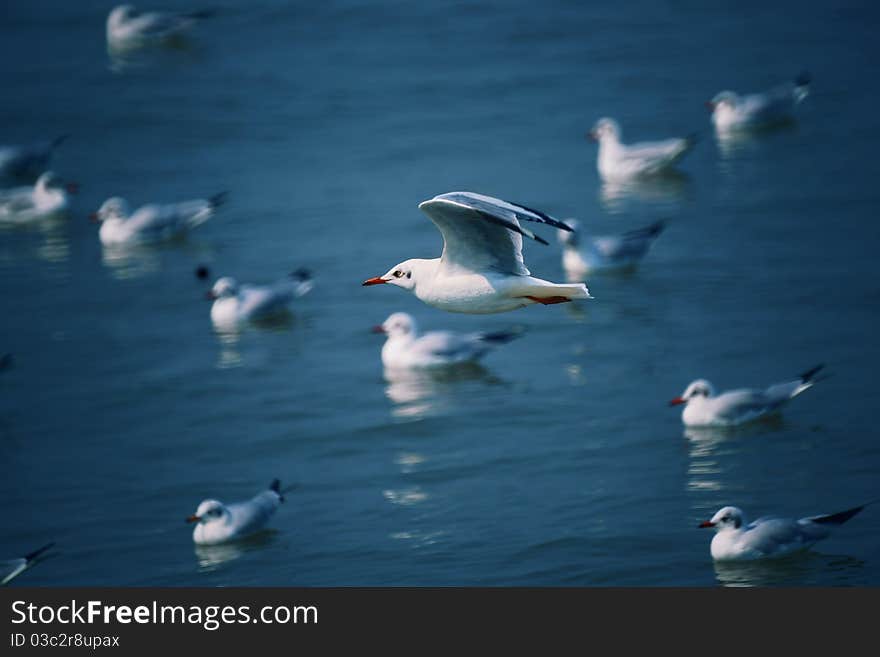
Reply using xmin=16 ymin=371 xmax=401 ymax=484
xmin=799 ymin=363 xmax=825 ymax=383
xmin=479 ymin=328 xmax=525 ymax=345
xmin=534 ymin=234 xmax=549 ymax=246
xmin=195 ymin=264 xmax=211 ymax=280
xmin=795 ymin=71 xmax=812 ymax=87
xmin=51 ymin=134 xmax=70 ymax=149
xmin=24 ymin=542 xmax=56 ymax=563
xmin=208 ymin=191 xmax=228 ymax=209
xmin=186 ymin=9 xmax=218 ymax=20
xmin=290 ymin=268 xmax=311 ymax=282
xmin=810 ymin=504 xmax=865 ymax=526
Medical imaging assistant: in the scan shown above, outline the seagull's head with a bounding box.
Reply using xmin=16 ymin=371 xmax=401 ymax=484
xmin=207 ymin=277 xmax=238 ymax=300
xmin=92 ymin=197 xmax=129 ymax=223
xmin=707 ymin=91 xmax=738 ymax=114
xmin=669 ymin=379 xmax=714 ymax=406
xmin=700 ymin=506 xmax=744 ymax=531
xmin=557 ymin=218 xmax=580 ymax=247
xmin=373 ymin=312 xmax=416 ymax=339
xmin=362 ymin=259 xmax=424 ymax=291
xmin=186 ymin=499 xmax=229 ymax=526
xmin=589 ymin=117 xmax=621 ymax=142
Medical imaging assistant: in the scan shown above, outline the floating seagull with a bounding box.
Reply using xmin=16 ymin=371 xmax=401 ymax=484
xmin=187 ymin=479 xmax=285 ymax=546
xmin=1 ymin=542 xmax=56 ymax=586
xmin=0 ymin=135 xmax=68 ymax=181
xmin=699 ymin=502 xmax=870 ymax=561
xmin=92 ymin=192 xmax=226 ymax=246
xmin=557 ymin=218 xmax=665 ymax=276
xmin=208 ymin=270 xmax=313 ymax=327
xmin=707 ymin=73 xmax=811 ymax=132
xmin=106 ymin=4 xmax=216 ymax=51
xmin=363 ymin=192 xmax=591 ymax=314
xmin=669 ymin=365 xmax=825 ymax=427
xmin=0 ymin=172 xmax=74 ymax=223
xmin=373 ymin=312 xmax=522 ymax=369
xmin=588 ymin=118 xmax=697 ymax=181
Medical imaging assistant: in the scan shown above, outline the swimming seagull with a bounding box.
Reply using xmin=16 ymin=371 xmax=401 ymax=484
xmin=207 ymin=270 xmax=313 ymax=327
xmin=106 ymin=5 xmax=216 ymax=51
xmin=0 ymin=135 xmax=68 ymax=181
xmin=707 ymin=73 xmax=811 ymax=132
xmin=0 ymin=172 xmax=75 ymax=224
xmin=699 ymin=502 xmax=871 ymax=561
xmin=91 ymin=192 xmax=226 ymax=246
xmin=588 ymin=118 xmax=697 ymax=181
xmin=187 ymin=479 xmax=286 ymax=546
xmin=373 ymin=311 xmax=522 ymax=369
xmin=557 ymin=218 xmax=665 ymax=276
xmin=1 ymin=542 xmax=56 ymax=586
xmin=363 ymin=191 xmax=592 ymax=314
xmin=669 ymin=365 xmax=825 ymax=427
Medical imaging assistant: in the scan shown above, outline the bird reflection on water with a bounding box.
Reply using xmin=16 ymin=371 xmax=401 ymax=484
xmin=383 ymin=362 xmax=505 ymax=420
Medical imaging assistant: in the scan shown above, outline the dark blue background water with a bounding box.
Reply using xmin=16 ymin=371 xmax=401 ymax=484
xmin=1 ymin=0 xmax=878 ymax=586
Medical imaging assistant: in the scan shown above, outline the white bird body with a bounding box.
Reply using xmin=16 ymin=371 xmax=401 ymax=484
xmin=363 ymin=192 xmax=591 ymax=314
xmin=0 ymin=135 xmax=68 ymax=181
xmin=375 ymin=312 xmax=520 ymax=369
xmin=558 ymin=219 xmax=665 ymax=275
xmin=701 ymin=504 xmax=867 ymax=561
xmin=670 ymin=365 xmax=824 ymax=427
xmin=590 ymin=118 xmax=696 ymax=181
xmin=188 ymin=480 xmax=284 ymax=546
xmin=0 ymin=172 xmax=69 ymax=223
xmin=209 ymin=272 xmax=313 ymax=327
xmin=709 ymin=74 xmax=811 ymax=131
xmin=106 ymin=4 xmax=212 ymax=50
xmin=95 ymin=193 xmax=224 ymax=246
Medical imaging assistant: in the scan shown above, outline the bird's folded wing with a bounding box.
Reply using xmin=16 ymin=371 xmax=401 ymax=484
xmin=419 ymin=192 xmax=571 ymax=276
xmin=745 ymin=518 xmax=806 ymax=554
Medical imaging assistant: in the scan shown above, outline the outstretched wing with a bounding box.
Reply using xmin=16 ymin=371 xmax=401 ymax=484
xmin=418 ymin=191 xmax=571 ymax=276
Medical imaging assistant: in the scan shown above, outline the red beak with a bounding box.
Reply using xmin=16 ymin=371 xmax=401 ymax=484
xmin=88 ymin=211 xmax=99 ymax=222
xmin=205 ymin=291 xmax=217 ymax=300
xmin=586 ymin=130 xmax=598 ymax=141
xmin=65 ymin=182 xmax=80 ymax=194
xmin=704 ymin=100 xmax=715 ymax=111
xmin=186 ymin=515 xmax=201 ymax=523
xmin=362 ymin=276 xmax=387 ymax=286
xmin=669 ymin=397 xmax=686 ymax=406
xmin=699 ymin=521 xmax=715 ymax=528
xmin=371 ymin=325 xmax=386 ymax=334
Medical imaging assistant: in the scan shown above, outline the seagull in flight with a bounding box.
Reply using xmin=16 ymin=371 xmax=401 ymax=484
xmin=363 ymin=191 xmax=592 ymax=314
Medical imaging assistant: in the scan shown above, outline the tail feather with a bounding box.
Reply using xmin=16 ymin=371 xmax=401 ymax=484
xmin=50 ymin=134 xmax=70 ymax=151
xmin=23 ymin=542 xmax=55 ymax=563
xmin=269 ymin=479 xmax=284 ymax=502
xmin=808 ymin=504 xmax=865 ymax=526
xmin=477 ymin=328 xmax=524 ymax=345
xmin=184 ymin=9 xmax=218 ymax=20
xmin=799 ymin=363 xmax=825 ymax=383
xmin=288 ymin=268 xmax=313 ymax=297
xmin=623 ymin=220 xmax=666 ymax=240
xmin=208 ymin=191 xmax=228 ymax=210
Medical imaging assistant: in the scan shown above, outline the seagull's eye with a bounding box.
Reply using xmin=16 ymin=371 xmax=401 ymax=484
xmin=392 ymin=270 xmax=403 ymax=278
